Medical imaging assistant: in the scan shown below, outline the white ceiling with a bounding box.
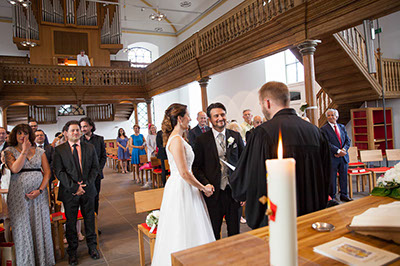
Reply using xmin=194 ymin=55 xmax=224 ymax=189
xmin=119 ymin=0 xmax=224 ymax=35
xmin=0 ymin=0 xmax=226 ymax=35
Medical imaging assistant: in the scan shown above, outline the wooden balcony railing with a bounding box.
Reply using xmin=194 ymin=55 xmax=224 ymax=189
xmin=146 ymin=0 xmax=300 ymax=82
xmin=1 ymin=64 xmax=146 ymax=87
xmin=28 ymin=105 xmax=57 ymax=124
xmin=382 ymin=58 xmax=400 ymax=95
xmin=87 ymin=104 xmax=114 ymax=121
xmin=317 ymin=89 xmax=335 ymax=118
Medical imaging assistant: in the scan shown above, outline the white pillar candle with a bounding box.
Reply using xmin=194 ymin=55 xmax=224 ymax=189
xmin=266 ymin=142 xmax=298 ymax=266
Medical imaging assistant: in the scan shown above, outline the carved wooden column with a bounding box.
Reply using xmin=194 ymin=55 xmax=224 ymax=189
xmin=297 ymin=40 xmax=321 ymax=126
xmin=198 ymin=77 xmax=211 ymax=112
xmin=146 ymin=99 xmax=152 ymax=125
xmin=133 ymin=102 xmax=139 ymax=126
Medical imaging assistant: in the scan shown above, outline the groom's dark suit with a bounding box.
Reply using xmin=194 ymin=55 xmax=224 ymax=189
xmin=193 ymin=128 xmax=244 ymax=240
xmin=53 ymin=140 xmax=100 ymax=256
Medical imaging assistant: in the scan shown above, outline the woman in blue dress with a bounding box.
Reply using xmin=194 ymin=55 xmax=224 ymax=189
xmin=116 ymin=128 xmax=130 ymax=174
xmin=128 ymin=125 xmax=146 ymax=183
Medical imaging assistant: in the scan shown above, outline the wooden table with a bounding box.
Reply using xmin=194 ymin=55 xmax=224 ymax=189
xmin=172 ymin=196 xmax=400 ymax=265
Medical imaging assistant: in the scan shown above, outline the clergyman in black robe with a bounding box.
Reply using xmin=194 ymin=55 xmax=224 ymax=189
xmin=230 ymin=81 xmax=331 ymax=229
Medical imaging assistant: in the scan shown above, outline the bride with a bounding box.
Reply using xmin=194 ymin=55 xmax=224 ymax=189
xmin=151 ymin=103 xmax=216 ymax=266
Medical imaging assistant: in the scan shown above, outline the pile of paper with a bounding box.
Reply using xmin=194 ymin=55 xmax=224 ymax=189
xmin=350 ymin=201 xmax=400 ymax=243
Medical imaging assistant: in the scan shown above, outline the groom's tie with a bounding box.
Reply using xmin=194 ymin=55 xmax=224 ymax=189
xmin=217 ymin=133 xmax=229 ymax=190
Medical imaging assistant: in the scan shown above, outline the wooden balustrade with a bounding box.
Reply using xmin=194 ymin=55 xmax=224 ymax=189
xmin=28 ymin=105 xmax=57 ymax=124
xmin=339 ymin=27 xmax=368 ymax=67
xmin=382 ymin=58 xmax=400 ymax=94
xmin=0 ymin=64 xmax=146 ymax=87
xmin=87 ymin=104 xmax=114 ymax=121
xmin=316 ymin=89 xmax=334 ymax=120
xmin=146 ymin=0 xmax=299 ymax=82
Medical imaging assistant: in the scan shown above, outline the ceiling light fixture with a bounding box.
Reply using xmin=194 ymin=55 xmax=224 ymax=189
xmin=149 ymin=12 xmax=166 ymax=21
xmin=180 ymin=1 xmax=191 ymax=8
xmin=154 ymin=27 xmax=163 ymax=32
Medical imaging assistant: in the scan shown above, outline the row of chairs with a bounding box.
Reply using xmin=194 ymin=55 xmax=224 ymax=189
xmin=347 ymin=148 xmax=400 ymax=197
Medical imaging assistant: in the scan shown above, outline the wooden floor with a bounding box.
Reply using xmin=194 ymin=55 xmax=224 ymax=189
xmin=55 ymin=167 xmax=369 ymax=265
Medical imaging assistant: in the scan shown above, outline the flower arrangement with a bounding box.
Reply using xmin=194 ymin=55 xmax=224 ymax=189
xmin=299 ymin=102 xmax=309 ymax=117
xmin=146 ymin=210 xmax=160 ymax=233
xmin=371 ymin=162 xmax=400 ymax=199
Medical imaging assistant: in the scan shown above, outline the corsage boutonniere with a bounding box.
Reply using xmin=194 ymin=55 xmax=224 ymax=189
xmin=227 ymin=136 xmax=236 ymax=148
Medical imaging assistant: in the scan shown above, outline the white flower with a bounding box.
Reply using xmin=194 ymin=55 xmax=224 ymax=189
xmin=227 ymin=137 xmax=235 ymax=145
xmin=376 ymin=162 xmax=400 ymax=187
xmin=146 ymin=210 xmax=160 ymax=228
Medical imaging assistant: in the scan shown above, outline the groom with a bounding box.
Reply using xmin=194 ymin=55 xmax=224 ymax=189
xmin=193 ymin=102 xmax=244 ymax=240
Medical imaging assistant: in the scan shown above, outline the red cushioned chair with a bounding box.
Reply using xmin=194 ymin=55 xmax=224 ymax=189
xmin=360 ymin=149 xmax=392 ymax=189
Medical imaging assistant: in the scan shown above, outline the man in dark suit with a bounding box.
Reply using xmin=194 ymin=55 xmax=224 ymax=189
xmin=156 ymin=130 xmax=167 ymax=186
xmin=35 ymin=129 xmax=55 ymax=181
xmin=79 ymin=117 xmax=106 ymax=216
xmin=53 ymin=121 xmax=100 ymax=265
xmin=0 ymin=127 xmax=8 ymax=152
xmin=29 ymin=119 xmax=50 ymax=145
xmin=193 ymin=103 xmax=244 ymax=240
xmin=188 ymin=111 xmax=210 ymax=149
xmin=321 ymin=109 xmax=352 ymax=202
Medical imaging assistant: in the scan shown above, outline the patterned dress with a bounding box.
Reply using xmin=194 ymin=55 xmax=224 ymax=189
xmin=130 ymin=134 xmax=146 ymax=164
xmin=5 ymin=146 xmax=55 ymax=266
xmin=117 ymin=137 xmax=130 ymax=160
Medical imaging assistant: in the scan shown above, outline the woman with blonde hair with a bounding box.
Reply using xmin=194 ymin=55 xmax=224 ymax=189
xmin=152 ymin=103 xmax=215 ymax=266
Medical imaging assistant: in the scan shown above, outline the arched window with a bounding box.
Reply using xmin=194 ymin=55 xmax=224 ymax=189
xmin=128 ymin=47 xmax=152 ymax=68
xmin=58 ymin=105 xmax=85 ymax=116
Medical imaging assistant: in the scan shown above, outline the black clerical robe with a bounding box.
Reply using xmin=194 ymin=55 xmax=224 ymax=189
xmin=230 ymin=108 xmax=331 ymax=229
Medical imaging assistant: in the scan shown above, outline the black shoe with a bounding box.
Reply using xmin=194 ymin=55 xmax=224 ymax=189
xmin=88 ymin=248 xmax=100 ymax=260
xmin=68 ymin=254 xmax=78 ymax=265
xmin=340 ymin=195 xmax=354 ymax=202
xmin=98 ymin=229 xmax=102 ymax=235
xmin=326 ymin=199 xmax=340 ymax=208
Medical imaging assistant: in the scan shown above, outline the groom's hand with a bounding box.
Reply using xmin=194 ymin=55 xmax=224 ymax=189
xmin=204 ymin=184 xmax=214 ymax=197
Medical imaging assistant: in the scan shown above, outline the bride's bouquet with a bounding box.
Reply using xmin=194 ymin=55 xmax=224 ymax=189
xmin=146 ymin=210 xmax=160 ymax=233
xmin=371 ymin=162 xmax=400 ymax=199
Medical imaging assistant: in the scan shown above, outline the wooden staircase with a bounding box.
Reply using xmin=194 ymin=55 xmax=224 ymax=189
xmin=7 ymin=106 xmax=28 ymax=126
xmin=293 ymin=27 xmax=390 ymax=127
xmin=114 ymin=103 xmax=135 ymax=121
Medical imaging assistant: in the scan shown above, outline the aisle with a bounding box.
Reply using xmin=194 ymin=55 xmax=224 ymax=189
xmin=56 ymin=167 xmax=253 ymax=265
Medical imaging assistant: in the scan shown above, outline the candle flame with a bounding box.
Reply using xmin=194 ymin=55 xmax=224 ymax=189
xmin=278 ymin=130 xmax=283 ymax=160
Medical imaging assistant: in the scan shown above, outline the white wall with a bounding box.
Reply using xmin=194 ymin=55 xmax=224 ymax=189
xmin=113 ymin=32 xmax=178 ymax=61
xmin=207 ymin=59 xmax=266 ymax=121
xmin=0 ymin=21 xmax=29 ymax=57
xmin=177 ymin=0 xmax=244 ymax=43
xmin=374 ymin=11 xmax=400 ymax=59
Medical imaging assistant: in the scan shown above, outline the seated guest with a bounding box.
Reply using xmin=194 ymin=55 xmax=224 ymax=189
xmin=128 ymin=125 xmax=146 ymax=183
xmin=240 ymin=109 xmax=254 ymax=141
xmin=321 ymin=109 xmax=352 ymax=202
xmin=4 ymin=124 xmax=54 ymax=265
xmin=230 ymin=82 xmax=331 ymax=229
xmin=116 ymin=128 xmax=130 ymax=174
xmin=245 ymin=116 xmax=263 ymax=141
xmin=188 ymin=111 xmax=210 ymax=149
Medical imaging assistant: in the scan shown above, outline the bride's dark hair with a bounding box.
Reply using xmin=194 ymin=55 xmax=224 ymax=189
xmin=162 ymin=103 xmax=187 ymax=146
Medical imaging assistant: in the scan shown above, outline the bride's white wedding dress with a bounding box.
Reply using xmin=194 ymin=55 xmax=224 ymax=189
xmin=151 ymin=135 xmax=215 ymax=266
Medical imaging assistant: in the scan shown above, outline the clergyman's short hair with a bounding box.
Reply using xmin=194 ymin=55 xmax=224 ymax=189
xmin=258 ymin=81 xmax=290 ymax=107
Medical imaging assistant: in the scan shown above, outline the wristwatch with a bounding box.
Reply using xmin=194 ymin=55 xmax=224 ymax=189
xmin=38 ymin=188 xmax=43 ymax=194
